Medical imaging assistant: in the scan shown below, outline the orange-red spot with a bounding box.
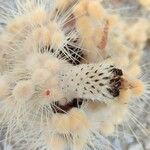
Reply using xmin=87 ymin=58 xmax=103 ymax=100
xmin=46 ymin=89 xmax=51 ymax=96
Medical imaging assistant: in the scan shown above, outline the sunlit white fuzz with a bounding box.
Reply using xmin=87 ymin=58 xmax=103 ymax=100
xmin=13 ymin=80 xmax=34 ymax=102
xmin=51 ymin=114 xmax=70 ymax=134
xmin=48 ymin=135 xmax=66 ymax=150
xmin=32 ymin=68 xmax=51 ymax=85
xmin=0 ymin=76 xmax=9 ymax=99
xmin=87 ymin=0 xmax=106 ymax=20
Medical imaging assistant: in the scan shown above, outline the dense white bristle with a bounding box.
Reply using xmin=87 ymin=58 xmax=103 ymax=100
xmin=32 ymin=68 xmax=51 ymax=85
xmin=13 ymin=80 xmax=34 ymax=102
xmin=0 ymin=76 xmax=9 ymax=99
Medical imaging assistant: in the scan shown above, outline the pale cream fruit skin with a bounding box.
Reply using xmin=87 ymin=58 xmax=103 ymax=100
xmin=7 ymin=17 xmax=28 ymax=33
xmin=44 ymin=58 xmax=62 ymax=74
xmin=127 ymin=64 xmax=141 ymax=78
xmin=51 ymin=114 xmax=70 ymax=135
xmin=51 ymin=30 xmax=65 ymax=49
xmin=7 ymin=7 xmax=47 ymax=33
xmin=76 ymin=16 xmax=94 ymax=38
xmin=13 ymin=80 xmax=34 ymax=102
xmin=129 ymin=80 xmax=145 ymax=97
xmin=48 ymin=135 xmax=66 ymax=150
xmin=69 ymin=108 xmax=90 ymax=135
xmin=32 ymin=68 xmax=51 ymax=85
xmin=87 ymin=0 xmax=106 ymax=20
xmin=25 ymin=54 xmax=49 ymax=71
xmin=29 ymin=7 xmax=47 ymax=25
xmin=50 ymin=108 xmax=90 ymax=150
xmin=51 ymin=108 xmax=90 ymax=134
xmin=139 ymin=0 xmax=150 ymax=10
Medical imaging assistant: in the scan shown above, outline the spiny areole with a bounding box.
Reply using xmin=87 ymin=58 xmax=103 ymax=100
xmin=59 ymin=61 xmax=123 ymax=103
